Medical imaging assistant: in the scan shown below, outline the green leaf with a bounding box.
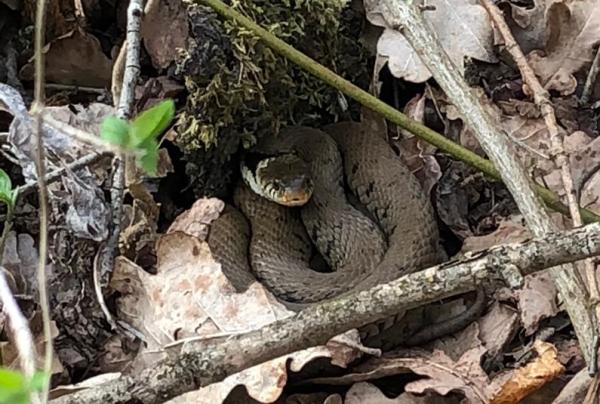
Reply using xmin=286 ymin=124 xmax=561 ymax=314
xmin=0 ymin=368 xmax=25 ymax=391
xmin=0 ymin=169 xmax=12 ymax=196
xmin=129 ymin=99 xmax=175 ymax=146
xmin=28 ymin=371 xmax=47 ymax=391
xmin=100 ymin=116 xmax=130 ymax=147
xmin=0 ymin=169 xmax=15 ymax=210
xmin=0 ymin=368 xmax=26 ymax=403
xmin=138 ymin=139 xmax=159 ymax=175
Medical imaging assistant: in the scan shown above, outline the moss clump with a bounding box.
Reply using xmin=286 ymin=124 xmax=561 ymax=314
xmin=176 ymin=0 xmax=370 ymax=197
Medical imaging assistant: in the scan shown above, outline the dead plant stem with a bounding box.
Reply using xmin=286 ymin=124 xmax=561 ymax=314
xmin=33 ymin=0 xmax=52 ymax=400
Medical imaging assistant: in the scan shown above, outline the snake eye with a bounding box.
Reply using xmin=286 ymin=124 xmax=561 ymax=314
xmin=271 ymin=182 xmax=281 ymax=192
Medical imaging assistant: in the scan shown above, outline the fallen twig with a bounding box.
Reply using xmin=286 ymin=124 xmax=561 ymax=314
xmin=0 ymin=267 xmax=37 ymax=395
xmin=99 ymin=0 xmax=145 ymax=295
xmin=582 ymin=46 xmax=600 ymax=105
xmin=33 ymin=0 xmax=52 ymax=400
xmin=17 ymin=152 xmax=110 ymax=198
xmin=51 ymin=223 xmax=600 ymax=403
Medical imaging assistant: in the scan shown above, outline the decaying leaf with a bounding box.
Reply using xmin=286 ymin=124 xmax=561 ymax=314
xmin=142 ymin=0 xmax=188 ymax=69
xmin=364 ymin=0 xmax=496 ymax=82
xmin=404 ymin=347 xmax=491 ymax=403
xmin=462 ymin=216 xmax=530 ymax=253
xmin=477 ymin=302 xmax=519 ymax=359
xmin=527 ymin=0 xmax=600 ymax=95
xmin=489 ymin=341 xmax=564 ymax=403
xmin=518 ymin=272 xmax=559 ymax=336
xmin=20 ymin=27 xmax=112 ymax=87
xmin=345 ymin=382 xmax=449 ymax=404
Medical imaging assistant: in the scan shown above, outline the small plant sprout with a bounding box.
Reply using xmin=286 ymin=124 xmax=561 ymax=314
xmin=100 ymin=99 xmax=176 ymax=175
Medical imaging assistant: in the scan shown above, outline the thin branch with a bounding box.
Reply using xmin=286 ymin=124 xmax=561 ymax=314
xmin=479 ymin=0 xmax=600 ymax=371
xmin=42 ymin=115 xmax=126 ymax=156
xmin=198 ymin=0 xmax=600 ymax=224
xmin=0 ymin=267 xmax=37 ymax=389
xmin=98 ymin=0 xmax=145 ymax=294
xmin=51 ymin=222 xmax=600 ymax=404
xmin=582 ymin=46 xmax=600 ymax=105
xmin=33 ymin=0 xmax=52 ymax=400
xmin=17 ymin=152 xmax=110 ymax=199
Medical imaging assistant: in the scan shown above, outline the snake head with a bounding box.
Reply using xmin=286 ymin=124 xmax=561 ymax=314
xmin=242 ymin=153 xmax=313 ymax=206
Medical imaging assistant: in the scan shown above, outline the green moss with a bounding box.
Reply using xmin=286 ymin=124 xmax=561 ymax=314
xmin=176 ymin=0 xmax=370 ymax=196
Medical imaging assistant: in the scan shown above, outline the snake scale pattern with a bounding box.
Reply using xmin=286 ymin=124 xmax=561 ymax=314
xmin=208 ymin=122 xmax=446 ymax=307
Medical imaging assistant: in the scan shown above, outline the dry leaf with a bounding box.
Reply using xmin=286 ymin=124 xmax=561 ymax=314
xmin=477 ymin=302 xmax=519 ymax=359
xmin=20 ymin=27 xmax=112 ymax=87
xmin=518 ymin=272 xmax=559 ymax=335
xmin=489 ymin=341 xmax=564 ymax=403
xmin=345 ymin=382 xmax=439 ymax=404
xmin=142 ymin=0 xmax=188 ymax=69
xmin=365 ymin=0 xmax=496 ymax=82
xmin=404 ymin=347 xmax=491 ymax=403
xmin=462 ymin=217 xmax=531 ymax=252
xmin=527 ymin=0 xmax=600 ymax=95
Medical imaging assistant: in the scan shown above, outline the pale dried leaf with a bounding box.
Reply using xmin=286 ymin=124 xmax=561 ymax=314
xmin=462 ymin=217 xmax=531 ymax=253
xmin=477 ymin=302 xmax=519 ymax=359
xmin=365 ymin=0 xmax=496 ymax=82
xmin=528 ymin=0 xmax=600 ymax=94
xmin=168 ymin=198 xmax=225 ymax=240
xmin=507 ymin=0 xmax=557 ymax=53
xmin=404 ymin=347 xmax=491 ymax=403
xmin=346 ymin=383 xmax=414 ymax=403
xmin=518 ymin=272 xmax=559 ymax=335
xmin=489 ymin=341 xmax=564 ymax=403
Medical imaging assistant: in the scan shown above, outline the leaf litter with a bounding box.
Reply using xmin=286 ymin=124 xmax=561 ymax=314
xmin=3 ymin=0 xmax=600 ymax=402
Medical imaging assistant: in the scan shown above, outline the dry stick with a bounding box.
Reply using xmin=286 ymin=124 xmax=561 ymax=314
xmin=33 ymin=0 xmax=52 ymax=401
xmin=51 ymin=223 xmax=600 ymax=404
xmin=0 ymin=268 xmax=37 ymax=378
xmin=17 ymin=152 xmax=110 ymax=198
xmin=582 ymin=46 xmax=600 ymax=105
xmin=378 ymin=0 xmax=596 ymax=367
xmin=479 ymin=0 xmax=600 ymax=374
xmin=100 ymin=0 xmax=145 ymax=302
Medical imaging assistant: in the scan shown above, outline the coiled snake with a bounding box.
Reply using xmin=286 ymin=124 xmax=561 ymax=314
xmin=209 ymin=122 xmax=445 ymax=305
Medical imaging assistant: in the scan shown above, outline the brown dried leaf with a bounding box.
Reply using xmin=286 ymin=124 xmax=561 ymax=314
xmin=365 ymin=0 xmax=496 ymax=82
xmin=462 ymin=217 xmax=531 ymax=253
xmin=142 ymin=0 xmax=188 ymax=69
xmin=527 ymin=0 xmax=600 ymax=95
xmin=518 ymin=272 xmax=559 ymax=335
xmin=345 ymin=383 xmax=448 ymax=404
xmin=489 ymin=341 xmax=565 ymax=403
xmin=477 ymin=302 xmax=519 ymax=359
xmin=20 ymin=27 xmax=112 ymax=87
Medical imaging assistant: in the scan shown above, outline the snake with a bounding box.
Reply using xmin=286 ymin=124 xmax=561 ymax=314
xmin=208 ymin=122 xmax=445 ymax=304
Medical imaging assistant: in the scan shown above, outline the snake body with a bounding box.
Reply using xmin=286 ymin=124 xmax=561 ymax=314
xmin=209 ymin=122 xmax=445 ymax=305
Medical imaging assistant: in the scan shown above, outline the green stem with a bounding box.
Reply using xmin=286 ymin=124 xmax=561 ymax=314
xmin=199 ymin=0 xmax=600 ymax=224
